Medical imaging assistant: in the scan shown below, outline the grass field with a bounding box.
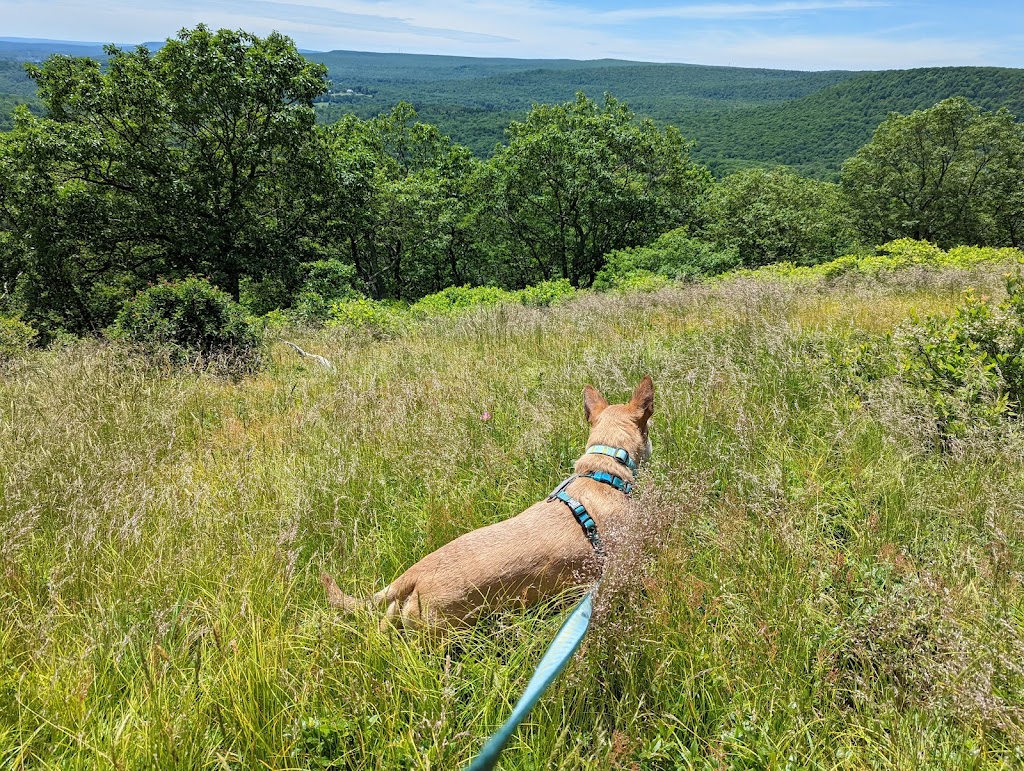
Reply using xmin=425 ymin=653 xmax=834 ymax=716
xmin=3 ymin=265 xmax=1024 ymax=769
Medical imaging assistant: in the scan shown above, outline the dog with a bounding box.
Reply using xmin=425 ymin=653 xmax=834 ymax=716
xmin=320 ymin=376 xmax=654 ymax=629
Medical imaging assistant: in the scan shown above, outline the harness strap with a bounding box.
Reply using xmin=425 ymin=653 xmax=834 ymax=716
xmin=580 ymin=470 xmax=632 ymax=495
xmin=551 ymin=490 xmax=604 ymax=556
xmin=586 ymin=444 xmax=638 ymax=471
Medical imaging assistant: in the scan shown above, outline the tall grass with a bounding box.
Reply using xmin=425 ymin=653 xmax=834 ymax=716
xmin=3 ymin=265 xmax=1024 ymax=769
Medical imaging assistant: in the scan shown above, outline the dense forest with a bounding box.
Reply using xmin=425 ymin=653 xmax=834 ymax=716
xmin=0 ymin=28 xmax=1023 ymax=348
xmin=4 ymin=39 xmax=1024 ymax=171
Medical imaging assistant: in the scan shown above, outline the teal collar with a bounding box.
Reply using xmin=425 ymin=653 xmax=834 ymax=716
xmin=586 ymin=444 xmax=639 ymax=472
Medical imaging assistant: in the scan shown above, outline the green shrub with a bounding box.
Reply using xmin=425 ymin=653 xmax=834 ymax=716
xmin=594 ymin=228 xmax=741 ymax=289
xmin=0 ymin=314 xmax=37 ymax=362
xmin=722 ymin=239 xmax=1024 ymax=284
xmin=110 ymin=277 xmax=264 ymax=375
xmin=512 ymin=279 xmax=577 ymax=307
xmin=895 ymin=272 xmax=1024 ymax=439
xmin=410 ymin=285 xmax=512 ymax=317
xmin=326 ymin=297 xmax=406 ymax=337
xmin=292 ymin=260 xmax=362 ymax=322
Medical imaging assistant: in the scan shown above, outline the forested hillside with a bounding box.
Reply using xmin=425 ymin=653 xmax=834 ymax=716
xmin=3 ymin=39 xmax=1024 ymax=174
xmin=308 ymin=51 xmax=860 ymax=157
xmin=678 ymin=67 xmax=1024 ymax=177
xmin=0 ymin=60 xmax=39 ymax=130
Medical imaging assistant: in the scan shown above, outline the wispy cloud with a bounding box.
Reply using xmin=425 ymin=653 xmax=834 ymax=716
xmin=599 ymin=1 xmax=888 ymax=23
xmin=669 ymin=32 xmax=996 ymax=70
xmin=172 ymin=0 xmax=515 ymax=43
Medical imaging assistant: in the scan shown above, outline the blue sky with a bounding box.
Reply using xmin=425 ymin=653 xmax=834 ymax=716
xmin=2 ymin=0 xmax=1023 ymax=70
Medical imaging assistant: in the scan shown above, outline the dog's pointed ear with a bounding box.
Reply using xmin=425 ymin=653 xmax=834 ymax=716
xmin=629 ymin=375 xmax=654 ymax=426
xmin=583 ymin=385 xmax=609 ymax=426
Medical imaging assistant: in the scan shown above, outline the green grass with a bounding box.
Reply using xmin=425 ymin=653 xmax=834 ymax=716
xmin=3 ymin=266 xmax=1024 ymax=769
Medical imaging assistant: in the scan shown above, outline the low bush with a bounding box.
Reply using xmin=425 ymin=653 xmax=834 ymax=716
xmin=723 ymin=239 xmax=1024 ymax=283
xmin=409 ymin=285 xmax=512 ymax=317
xmin=594 ymin=228 xmax=741 ymax=289
xmin=0 ymin=314 xmax=36 ymax=363
xmin=292 ymin=260 xmax=362 ymax=323
xmin=512 ymin=279 xmax=577 ymax=307
xmin=895 ymin=272 xmax=1024 ymax=439
xmin=326 ymin=297 xmax=407 ymax=337
xmin=109 ymin=277 xmax=264 ymax=375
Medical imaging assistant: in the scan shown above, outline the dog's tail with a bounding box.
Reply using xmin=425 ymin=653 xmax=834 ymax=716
xmin=320 ymin=571 xmax=388 ymax=612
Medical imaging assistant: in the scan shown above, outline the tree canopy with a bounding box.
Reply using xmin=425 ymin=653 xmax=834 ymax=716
xmin=841 ymin=97 xmax=1024 ymax=248
xmin=0 ymin=26 xmax=328 ymax=332
xmin=481 ymin=94 xmax=711 ymax=287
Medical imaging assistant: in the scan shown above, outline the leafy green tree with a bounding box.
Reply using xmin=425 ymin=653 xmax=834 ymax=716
xmin=481 ymin=93 xmax=711 ymax=287
xmin=0 ymin=26 xmax=328 ymax=333
xmin=698 ymin=167 xmax=853 ymax=266
xmin=320 ymin=104 xmax=484 ymax=300
xmin=841 ymin=97 xmax=1024 ymax=248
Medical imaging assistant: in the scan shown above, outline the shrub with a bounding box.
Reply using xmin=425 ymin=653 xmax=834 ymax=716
xmin=512 ymin=279 xmax=577 ymax=307
xmin=326 ymin=297 xmax=406 ymax=337
xmin=0 ymin=314 xmax=37 ymax=363
xmin=895 ymin=272 xmax=1024 ymax=440
xmin=292 ymin=260 xmax=362 ymax=322
xmin=722 ymin=240 xmax=1024 ymax=284
xmin=409 ymin=285 xmax=512 ymax=317
xmin=594 ymin=228 xmax=741 ymax=289
xmin=110 ymin=277 xmax=263 ymax=375
xmin=698 ymin=167 xmax=854 ymax=266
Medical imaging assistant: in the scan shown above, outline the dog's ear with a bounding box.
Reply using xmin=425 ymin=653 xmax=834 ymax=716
xmin=583 ymin=385 xmax=609 ymax=425
xmin=628 ymin=375 xmax=654 ymax=426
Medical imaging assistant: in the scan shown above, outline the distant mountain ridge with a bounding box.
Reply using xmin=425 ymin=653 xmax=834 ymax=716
xmin=2 ymin=38 xmax=1023 ymax=177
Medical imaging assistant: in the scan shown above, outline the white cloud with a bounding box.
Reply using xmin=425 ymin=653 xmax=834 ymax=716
xmin=669 ymin=32 xmax=996 ymax=70
xmin=599 ymin=1 xmax=889 ymax=23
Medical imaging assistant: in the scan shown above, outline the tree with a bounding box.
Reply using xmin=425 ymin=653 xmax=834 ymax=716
xmin=0 ymin=26 xmax=328 ymax=333
xmin=698 ymin=166 xmax=853 ymax=266
xmin=481 ymin=93 xmax=711 ymax=287
xmin=841 ymin=97 xmax=1024 ymax=248
xmin=319 ymin=104 xmax=484 ymax=300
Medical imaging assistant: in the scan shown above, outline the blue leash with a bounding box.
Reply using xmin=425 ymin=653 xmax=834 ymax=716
xmin=465 ymin=585 xmax=597 ymax=771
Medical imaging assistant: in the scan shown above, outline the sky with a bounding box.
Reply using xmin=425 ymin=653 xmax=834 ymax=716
xmin=2 ymin=0 xmax=1023 ymax=71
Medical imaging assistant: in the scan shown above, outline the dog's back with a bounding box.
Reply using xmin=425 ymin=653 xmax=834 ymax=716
xmin=322 ymin=376 xmax=653 ymax=629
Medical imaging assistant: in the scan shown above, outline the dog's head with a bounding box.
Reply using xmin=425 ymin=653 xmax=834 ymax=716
xmin=582 ymin=375 xmax=654 ymax=466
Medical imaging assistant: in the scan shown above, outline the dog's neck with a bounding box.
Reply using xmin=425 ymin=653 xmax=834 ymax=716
xmin=573 ymin=445 xmax=638 ymax=481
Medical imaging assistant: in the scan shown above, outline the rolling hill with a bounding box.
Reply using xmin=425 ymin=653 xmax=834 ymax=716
xmin=2 ymin=38 xmax=1023 ymax=177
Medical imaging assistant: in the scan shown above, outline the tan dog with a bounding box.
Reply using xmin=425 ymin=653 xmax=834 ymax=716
xmin=321 ymin=376 xmax=654 ymax=629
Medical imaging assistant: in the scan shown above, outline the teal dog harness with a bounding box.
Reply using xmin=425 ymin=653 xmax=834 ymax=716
xmin=546 ymin=445 xmax=639 ymax=556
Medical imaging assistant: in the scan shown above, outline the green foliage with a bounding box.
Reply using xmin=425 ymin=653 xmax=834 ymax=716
xmin=482 ymin=93 xmax=711 ymax=288
xmin=698 ymin=167 xmax=855 ymax=265
xmin=110 ymin=277 xmax=263 ymax=374
xmin=0 ymin=314 xmax=36 ymax=362
xmin=410 ymin=284 xmax=511 ymax=317
xmin=841 ymin=97 xmax=1024 ymax=248
xmin=326 ymin=297 xmax=407 ymax=336
xmin=318 ymin=104 xmax=486 ymax=301
xmin=594 ymin=227 xmax=741 ymax=289
xmin=512 ymin=279 xmax=576 ymax=307
xmin=895 ymin=273 xmax=1024 ymax=439
xmin=0 ymin=26 xmax=329 ymax=335
xmin=723 ymin=239 xmax=1024 ymax=283
xmin=291 ymin=260 xmax=361 ymax=322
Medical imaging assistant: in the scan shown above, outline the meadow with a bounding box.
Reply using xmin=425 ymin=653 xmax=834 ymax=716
xmin=3 ymin=263 xmax=1024 ymax=769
